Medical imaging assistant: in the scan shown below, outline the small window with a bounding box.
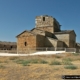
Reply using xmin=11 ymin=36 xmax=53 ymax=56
xmin=24 ymin=42 xmax=27 ymax=46
xmin=11 ymin=46 xmax=13 ymax=49
xmin=43 ymin=17 xmax=45 ymax=21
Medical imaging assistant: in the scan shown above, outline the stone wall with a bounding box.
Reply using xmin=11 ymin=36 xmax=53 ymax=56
xmin=31 ymin=28 xmax=53 ymax=38
xmin=55 ymin=34 xmax=69 ymax=47
xmin=45 ymin=31 xmax=53 ymax=38
xmin=35 ymin=15 xmax=53 ymax=27
xmin=45 ymin=37 xmax=57 ymax=47
xmin=37 ymin=26 xmax=54 ymax=33
xmin=57 ymin=41 xmax=64 ymax=48
xmin=35 ymin=15 xmax=61 ymax=33
xmin=69 ymin=31 xmax=76 ymax=48
xmin=0 ymin=41 xmax=16 ymax=50
xmin=36 ymin=35 xmax=45 ymax=47
xmin=17 ymin=32 xmax=37 ymax=53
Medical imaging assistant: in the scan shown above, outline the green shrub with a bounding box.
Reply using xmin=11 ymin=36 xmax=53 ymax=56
xmin=40 ymin=60 xmax=48 ymax=64
xmin=63 ymin=58 xmax=72 ymax=62
xmin=62 ymin=61 xmax=73 ymax=65
xmin=14 ymin=59 xmax=31 ymax=66
xmin=31 ymin=59 xmax=39 ymax=63
xmin=14 ymin=59 xmax=48 ymax=65
xmin=14 ymin=59 xmax=24 ymax=64
xmin=50 ymin=60 xmax=61 ymax=65
xmin=64 ymin=65 xmax=77 ymax=70
xmin=22 ymin=61 xmax=30 ymax=66
xmin=62 ymin=58 xmax=73 ymax=65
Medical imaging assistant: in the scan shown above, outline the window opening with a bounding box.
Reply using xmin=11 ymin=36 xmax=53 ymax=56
xmin=43 ymin=17 xmax=45 ymax=21
xmin=24 ymin=42 xmax=27 ymax=46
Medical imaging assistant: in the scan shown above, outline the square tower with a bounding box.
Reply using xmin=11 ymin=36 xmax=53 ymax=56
xmin=35 ymin=15 xmax=61 ymax=33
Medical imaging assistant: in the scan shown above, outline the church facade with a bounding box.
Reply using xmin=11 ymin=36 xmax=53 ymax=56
xmin=16 ymin=15 xmax=76 ymax=53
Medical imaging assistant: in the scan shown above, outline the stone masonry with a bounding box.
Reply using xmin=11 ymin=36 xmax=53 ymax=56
xmin=16 ymin=15 xmax=76 ymax=53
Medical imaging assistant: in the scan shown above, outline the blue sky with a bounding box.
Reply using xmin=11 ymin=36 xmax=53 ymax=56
xmin=0 ymin=0 xmax=80 ymax=43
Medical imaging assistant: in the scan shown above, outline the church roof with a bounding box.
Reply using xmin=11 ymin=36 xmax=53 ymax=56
xmin=16 ymin=30 xmax=37 ymax=38
xmin=54 ymin=30 xmax=76 ymax=36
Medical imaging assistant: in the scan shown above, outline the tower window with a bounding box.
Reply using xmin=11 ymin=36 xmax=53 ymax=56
xmin=43 ymin=17 xmax=45 ymax=21
xmin=24 ymin=42 xmax=27 ymax=46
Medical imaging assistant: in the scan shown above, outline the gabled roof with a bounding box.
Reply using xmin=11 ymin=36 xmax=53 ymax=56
xmin=31 ymin=28 xmax=45 ymax=32
xmin=16 ymin=30 xmax=37 ymax=38
xmin=54 ymin=30 xmax=76 ymax=36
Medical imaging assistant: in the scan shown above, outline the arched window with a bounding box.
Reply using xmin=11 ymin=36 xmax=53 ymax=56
xmin=24 ymin=42 xmax=27 ymax=46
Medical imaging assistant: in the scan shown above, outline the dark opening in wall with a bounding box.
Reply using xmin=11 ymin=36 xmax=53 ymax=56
xmin=11 ymin=46 xmax=13 ymax=49
xmin=24 ymin=42 xmax=27 ymax=46
xmin=4 ymin=45 xmax=5 ymax=47
xmin=43 ymin=17 xmax=45 ymax=21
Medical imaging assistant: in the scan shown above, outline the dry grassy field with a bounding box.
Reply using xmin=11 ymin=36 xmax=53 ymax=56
xmin=0 ymin=53 xmax=80 ymax=80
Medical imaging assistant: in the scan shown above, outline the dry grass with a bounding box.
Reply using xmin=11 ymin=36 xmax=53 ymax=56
xmin=0 ymin=53 xmax=80 ymax=80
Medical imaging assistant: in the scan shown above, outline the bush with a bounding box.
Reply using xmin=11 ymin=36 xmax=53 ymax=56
xmin=64 ymin=65 xmax=77 ymax=70
xmin=62 ymin=58 xmax=73 ymax=65
xmin=50 ymin=60 xmax=61 ymax=65
xmin=14 ymin=59 xmax=31 ymax=66
xmin=62 ymin=58 xmax=72 ymax=62
xmin=40 ymin=60 xmax=48 ymax=64
xmin=31 ymin=59 xmax=39 ymax=63
xmin=14 ymin=59 xmax=24 ymax=64
xmin=14 ymin=59 xmax=48 ymax=65
xmin=62 ymin=61 xmax=73 ymax=65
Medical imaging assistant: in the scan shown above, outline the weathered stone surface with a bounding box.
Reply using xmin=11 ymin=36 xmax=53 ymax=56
xmin=45 ymin=37 xmax=57 ymax=47
xmin=54 ymin=34 xmax=69 ymax=47
xmin=17 ymin=37 xmax=36 ymax=53
xmin=55 ymin=31 xmax=76 ymax=48
xmin=35 ymin=15 xmax=60 ymax=33
xmin=16 ymin=15 xmax=76 ymax=53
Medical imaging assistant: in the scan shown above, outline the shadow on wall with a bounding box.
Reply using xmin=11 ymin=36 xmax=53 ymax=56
xmin=52 ymin=34 xmax=57 ymax=39
xmin=63 ymin=42 xmax=68 ymax=48
xmin=52 ymin=35 xmax=68 ymax=48
xmin=45 ymin=37 xmax=55 ymax=48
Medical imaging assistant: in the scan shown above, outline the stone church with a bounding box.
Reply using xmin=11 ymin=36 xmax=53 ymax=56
xmin=16 ymin=15 xmax=76 ymax=53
